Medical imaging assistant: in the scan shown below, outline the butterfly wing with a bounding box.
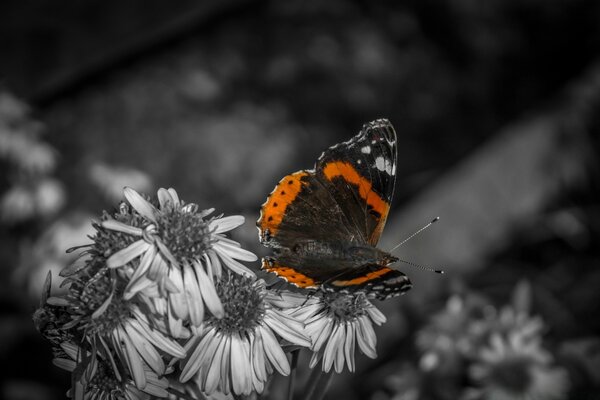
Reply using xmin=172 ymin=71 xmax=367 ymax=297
xmin=325 ymin=264 xmax=412 ymax=300
xmin=315 ymin=119 xmax=397 ymax=245
xmin=257 ymin=170 xmax=364 ymax=249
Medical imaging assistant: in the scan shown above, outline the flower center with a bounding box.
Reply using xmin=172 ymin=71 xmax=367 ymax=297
xmin=89 ymin=362 xmax=125 ymax=395
xmin=488 ymin=357 xmax=533 ymax=393
xmin=323 ymin=292 xmax=367 ymax=322
xmin=208 ymin=273 xmax=265 ymax=335
xmin=157 ymin=208 xmax=213 ymax=262
xmin=71 ymin=271 xmax=130 ymax=336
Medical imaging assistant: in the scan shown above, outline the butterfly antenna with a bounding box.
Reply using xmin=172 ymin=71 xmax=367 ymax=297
xmin=388 ymin=217 xmax=440 ymax=253
xmin=395 ymin=258 xmax=444 ymax=274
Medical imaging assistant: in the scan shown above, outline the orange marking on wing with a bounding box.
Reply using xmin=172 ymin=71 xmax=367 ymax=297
xmin=262 ymin=259 xmax=317 ymax=288
xmin=331 ymin=267 xmax=392 ymax=286
xmin=258 ymin=171 xmax=308 ymax=235
xmin=322 ymin=161 xmax=388 ymax=217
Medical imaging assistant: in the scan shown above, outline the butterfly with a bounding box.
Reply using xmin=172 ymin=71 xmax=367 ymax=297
xmin=257 ymin=119 xmax=411 ymax=300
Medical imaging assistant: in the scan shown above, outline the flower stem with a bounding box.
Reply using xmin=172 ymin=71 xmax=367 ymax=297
xmin=302 ymin=367 xmax=334 ymax=400
xmin=287 ymin=350 xmax=300 ymax=400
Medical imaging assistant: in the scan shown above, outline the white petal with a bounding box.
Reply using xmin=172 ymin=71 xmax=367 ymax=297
xmin=107 ymin=240 xmax=151 ymax=268
xmin=124 ymin=322 xmax=165 ymax=375
xmin=204 ymin=333 xmax=227 ymax=393
xmin=322 ymin=323 xmax=343 ymax=373
xmin=101 ymin=219 xmax=143 ymax=236
xmin=230 ymin=333 xmax=251 ymax=395
xmin=157 ymin=188 xmax=174 ymax=210
xmin=209 ymin=215 xmax=245 ymax=234
xmin=251 ymin=331 xmax=268 ymax=382
xmin=365 ymin=303 xmax=386 ymax=325
xmin=334 ymin=323 xmax=346 ymax=373
xmin=124 ymin=245 xmax=157 ymax=299
xmin=168 ymin=266 xmax=189 ymax=320
xmin=264 ymin=312 xmax=311 ymax=347
xmin=356 ymin=316 xmax=377 ymax=358
xmin=167 ymin=188 xmax=180 ymax=207
xmin=124 ymin=187 xmax=157 ymax=223
xmin=311 ymin=317 xmax=334 ymax=352
xmin=259 ymin=325 xmax=290 ymax=376
xmin=207 ymin=249 xmax=222 ymax=279
xmin=115 ymin=326 xmax=146 ymax=389
xmin=213 ymin=241 xmax=257 ymax=262
xmin=344 ymin=322 xmax=356 ymax=373
xmin=216 ymin=250 xmax=255 ymax=277
xmin=182 ymin=262 xmax=204 ymax=326
xmin=219 ymin=334 xmax=232 ymax=394
xmin=154 ymin=238 xmax=178 ymax=268
xmin=195 ymin=261 xmax=224 ymax=318
xmin=180 ymin=328 xmax=218 ymax=383
xmin=128 ymin=316 xmax=186 ymax=359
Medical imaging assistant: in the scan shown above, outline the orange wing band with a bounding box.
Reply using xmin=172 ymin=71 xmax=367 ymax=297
xmin=331 ymin=267 xmax=392 ymax=286
xmin=258 ymin=171 xmax=308 ymax=236
xmin=322 ymin=161 xmax=388 ymax=216
xmin=262 ymin=258 xmax=317 ymax=288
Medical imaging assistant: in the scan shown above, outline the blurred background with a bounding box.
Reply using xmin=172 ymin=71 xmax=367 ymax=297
xmin=1 ymin=1 xmax=599 ymax=399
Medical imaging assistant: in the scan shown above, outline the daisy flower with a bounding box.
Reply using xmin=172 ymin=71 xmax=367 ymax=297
xmin=100 ymin=187 xmax=257 ymax=328
xmin=54 ymin=341 xmax=169 ymax=400
xmin=179 ymin=272 xmax=311 ymax=396
xmin=290 ymin=291 xmax=386 ymax=374
xmin=467 ymin=332 xmax=570 ymax=400
xmin=55 ymin=259 xmax=186 ymax=391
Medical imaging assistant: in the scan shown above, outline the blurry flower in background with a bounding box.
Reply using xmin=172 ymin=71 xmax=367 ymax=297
xmin=0 ymin=90 xmax=64 ymax=224
xmin=14 ymin=211 xmax=94 ymax=299
xmin=417 ymin=293 xmax=493 ymax=374
xmin=89 ymin=162 xmax=152 ymax=203
xmin=180 ymin=273 xmax=311 ymax=395
xmin=466 ymin=333 xmax=569 ymax=400
xmin=289 ymin=292 xmax=386 ymax=373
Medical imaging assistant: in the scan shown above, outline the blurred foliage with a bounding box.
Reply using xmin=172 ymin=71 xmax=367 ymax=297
xmin=0 ymin=0 xmax=599 ymax=399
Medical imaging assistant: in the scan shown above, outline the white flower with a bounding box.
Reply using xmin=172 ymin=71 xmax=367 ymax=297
xmin=179 ymin=273 xmax=311 ymax=396
xmin=102 ymin=187 xmax=257 ymax=329
xmin=290 ymin=292 xmax=386 ymax=373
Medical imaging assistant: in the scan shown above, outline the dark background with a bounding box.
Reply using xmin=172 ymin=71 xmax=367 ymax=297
xmin=1 ymin=1 xmax=599 ymax=399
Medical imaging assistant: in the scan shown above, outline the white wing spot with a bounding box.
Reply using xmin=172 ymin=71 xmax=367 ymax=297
xmin=374 ymin=156 xmax=393 ymax=175
xmin=361 ymin=146 xmax=371 ymax=154
xmin=357 ymin=159 xmax=362 ymax=164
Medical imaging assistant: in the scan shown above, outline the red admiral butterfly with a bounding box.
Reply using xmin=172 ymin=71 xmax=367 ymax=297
xmin=257 ymin=119 xmax=411 ymax=300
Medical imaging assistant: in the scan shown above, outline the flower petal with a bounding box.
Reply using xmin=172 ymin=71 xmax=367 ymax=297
xmin=124 ymin=322 xmax=165 ymax=375
xmin=356 ymin=315 xmax=377 ymax=358
xmin=195 ymin=261 xmax=224 ymax=318
xmin=344 ymin=321 xmax=356 ymax=373
xmin=264 ymin=312 xmax=311 ymax=348
xmin=128 ymin=314 xmax=185 ymax=359
xmin=124 ymin=187 xmax=157 ymax=223
xmin=209 ymin=215 xmax=245 ymax=234
xmin=182 ymin=262 xmax=204 ymax=326
xmin=216 ymin=250 xmax=255 ymax=277
xmin=101 ymin=219 xmax=143 ymax=236
xmin=107 ymin=240 xmax=151 ymax=269
xmin=213 ymin=241 xmax=257 ymax=262
xmin=259 ymin=325 xmax=290 ymax=376
xmin=114 ymin=325 xmax=147 ymax=389
xmin=230 ymin=333 xmax=251 ymax=395
xmin=322 ymin=323 xmax=342 ymax=372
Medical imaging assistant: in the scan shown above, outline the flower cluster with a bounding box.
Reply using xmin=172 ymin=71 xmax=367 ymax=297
xmin=33 ymin=187 xmax=318 ymax=399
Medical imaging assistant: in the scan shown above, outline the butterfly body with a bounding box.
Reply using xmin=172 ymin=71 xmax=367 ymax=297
xmin=257 ymin=119 xmax=412 ymax=300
